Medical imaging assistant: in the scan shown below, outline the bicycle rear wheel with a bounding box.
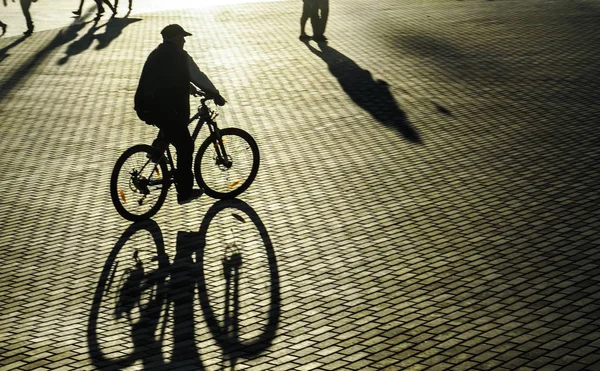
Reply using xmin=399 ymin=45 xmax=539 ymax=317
xmin=110 ymin=144 xmax=170 ymax=221
xmin=194 ymin=128 xmax=259 ymax=199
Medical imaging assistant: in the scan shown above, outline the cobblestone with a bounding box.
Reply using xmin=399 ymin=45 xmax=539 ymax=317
xmin=2 ymin=0 xmax=600 ymax=369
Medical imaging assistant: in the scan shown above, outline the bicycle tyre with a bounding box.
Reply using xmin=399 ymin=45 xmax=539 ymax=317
xmin=194 ymin=128 xmax=259 ymax=199
xmin=110 ymin=144 xmax=170 ymax=221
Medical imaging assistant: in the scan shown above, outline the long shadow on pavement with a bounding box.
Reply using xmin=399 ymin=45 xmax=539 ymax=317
xmin=0 ymin=11 xmax=94 ymax=103
xmin=305 ymin=40 xmax=422 ymax=143
xmin=87 ymin=199 xmax=280 ymax=370
xmin=0 ymin=11 xmax=140 ymax=102
xmin=95 ymin=16 xmax=141 ymax=50
xmin=0 ymin=35 xmax=29 ymax=64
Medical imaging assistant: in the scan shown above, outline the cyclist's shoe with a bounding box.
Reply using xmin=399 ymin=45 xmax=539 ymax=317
xmin=177 ymin=189 xmax=203 ymax=205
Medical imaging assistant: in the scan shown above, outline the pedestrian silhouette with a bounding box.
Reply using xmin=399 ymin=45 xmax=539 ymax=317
xmin=1 ymin=0 xmax=8 ymax=37
xmin=113 ymin=0 xmax=132 ymax=15
xmin=305 ymin=41 xmax=421 ymax=143
xmin=299 ymin=0 xmax=317 ymax=41
xmin=312 ymin=0 xmax=329 ymax=41
xmin=299 ymin=0 xmax=328 ymax=41
xmin=20 ymin=0 xmax=35 ymax=35
xmin=73 ymin=0 xmax=115 ymax=17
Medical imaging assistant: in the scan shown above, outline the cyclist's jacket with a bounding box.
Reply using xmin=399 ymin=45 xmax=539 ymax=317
xmin=135 ymin=41 xmax=220 ymax=126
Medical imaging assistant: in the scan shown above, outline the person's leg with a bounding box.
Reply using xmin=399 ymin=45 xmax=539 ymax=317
xmin=306 ymin=0 xmax=321 ymax=38
xmin=20 ymin=0 xmax=33 ymax=35
xmin=103 ymin=0 xmax=115 ymax=14
xmin=300 ymin=0 xmax=310 ymax=38
xmin=73 ymin=0 xmax=84 ymax=15
xmin=162 ymin=124 xmax=194 ymax=198
xmin=313 ymin=0 xmax=328 ymax=40
xmin=94 ymin=0 xmax=104 ymax=14
xmin=319 ymin=0 xmax=329 ymax=36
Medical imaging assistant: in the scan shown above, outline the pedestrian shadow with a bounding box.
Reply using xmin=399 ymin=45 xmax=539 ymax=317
xmin=88 ymin=200 xmax=280 ymax=370
xmin=58 ymin=16 xmax=141 ymax=64
xmin=304 ymin=41 xmax=422 ymax=143
xmin=0 ymin=10 xmax=94 ymax=102
xmin=58 ymin=16 xmax=101 ymax=65
xmin=95 ymin=16 xmax=141 ymax=50
xmin=0 ymin=35 xmax=29 ymax=64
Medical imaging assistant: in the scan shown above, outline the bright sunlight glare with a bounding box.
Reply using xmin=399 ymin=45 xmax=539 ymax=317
xmin=134 ymin=0 xmax=282 ymax=13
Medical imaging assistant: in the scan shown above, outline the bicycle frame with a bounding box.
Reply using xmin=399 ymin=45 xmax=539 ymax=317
xmin=189 ymin=98 xmax=232 ymax=169
xmin=145 ymin=98 xmax=232 ymax=189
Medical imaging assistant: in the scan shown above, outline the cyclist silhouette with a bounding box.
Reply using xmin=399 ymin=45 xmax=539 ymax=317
xmin=135 ymin=24 xmax=226 ymax=205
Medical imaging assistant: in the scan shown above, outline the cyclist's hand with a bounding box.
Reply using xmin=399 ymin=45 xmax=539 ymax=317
xmin=214 ymin=94 xmax=227 ymax=106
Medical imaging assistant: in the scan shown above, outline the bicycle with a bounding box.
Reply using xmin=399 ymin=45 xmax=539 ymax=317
xmin=110 ymin=93 xmax=260 ymax=221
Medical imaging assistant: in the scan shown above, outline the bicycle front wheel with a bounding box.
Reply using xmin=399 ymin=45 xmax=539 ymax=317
xmin=110 ymin=144 xmax=170 ymax=221
xmin=194 ymin=128 xmax=259 ymax=199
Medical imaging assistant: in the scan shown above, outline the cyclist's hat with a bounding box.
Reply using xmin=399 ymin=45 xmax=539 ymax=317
xmin=161 ymin=24 xmax=192 ymax=39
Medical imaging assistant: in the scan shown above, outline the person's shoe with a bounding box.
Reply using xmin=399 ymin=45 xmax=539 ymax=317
xmin=177 ymin=189 xmax=203 ymax=205
xmin=313 ymin=34 xmax=327 ymax=42
xmin=299 ymin=33 xmax=311 ymax=41
xmin=24 ymin=26 xmax=33 ymax=36
xmin=72 ymin=10 xmax=82 ymax=15
xmin=1 ymin=23 xmax=6 ymax=36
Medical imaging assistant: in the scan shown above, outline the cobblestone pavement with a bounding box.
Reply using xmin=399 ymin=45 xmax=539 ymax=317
xmin=1 ymin=0 xmax=600 ymax=370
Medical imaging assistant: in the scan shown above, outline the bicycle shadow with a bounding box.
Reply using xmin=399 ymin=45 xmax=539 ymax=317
xmin=304 ymin=40 xmax=422 ymax=143
xmin=87 ymin=220 xmax=176 ymax=370
xmin=196 ymin=199 xmax=281 ymax=369
xmin=87 ymin=200 xmax=280 ymax=370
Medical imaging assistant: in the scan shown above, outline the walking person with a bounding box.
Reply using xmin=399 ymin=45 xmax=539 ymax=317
xmin=312 ymin=0 xmax=329 ymax=41
xmin=299 ymin=0 xmax=316 ymax=41
xmin=113 ymin=0 xmax=132 ymax=14
xmin=134 ymin=24 xmax=227 ymax=204
xmin=20 ymin=0 xmax=34 ymax=35
xmin=72 ymin=0 xmax=115 ymax=17
xmin=1 ymin=0 xmax=10 ymax=37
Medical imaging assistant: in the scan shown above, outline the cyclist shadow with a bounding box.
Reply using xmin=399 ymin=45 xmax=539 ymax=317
xmin=305 ymin=41 xmax=422 ymax=143
xmin=196 ymin=199 xmax=281 ymax=369
xmin=87 ymin=199 xmax=280 ymax=370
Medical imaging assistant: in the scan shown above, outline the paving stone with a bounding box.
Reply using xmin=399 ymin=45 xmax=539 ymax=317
xmin=2 ymin=0 xmax=600 ymax=369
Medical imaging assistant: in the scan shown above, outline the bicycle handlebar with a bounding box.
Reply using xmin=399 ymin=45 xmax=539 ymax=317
xmin=191 ymin=88 xmax=226 ymax=106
